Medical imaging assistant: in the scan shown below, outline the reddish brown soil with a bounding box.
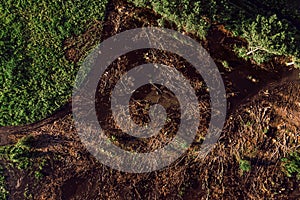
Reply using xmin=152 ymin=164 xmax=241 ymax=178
xmin=0 ymin=0 xmax=299 ymax=199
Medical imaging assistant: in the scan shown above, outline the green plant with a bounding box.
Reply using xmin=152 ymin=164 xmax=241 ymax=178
xmin=128 ymin=0 xmax=217 ymax=39
xmin=130 ymin=0 xmax=300 ymax=67
xmin=244 ymin=0 xmax=300 ymax=32
xmin=0 ymin=165 xmax=8 ymax=200
xmin=34 ymin=171 xmax=44 ymax=180
xmin=221 ymin=60 xmax=232 ymax=71
xmin=0 ymin=136 xmax=50 ymax=198
xmin=234 ymin=14 xmax=299 ymax=65
xmin=239 ymin=159 xmax=251 ymax=172
xmin=23 ymin=184 xmax=33 ymax=199
xmin=178 ymin=185 xmax=186 ymax=197
xmin=34 ymin=157 xmax=48 ymax=180
xmin=1 ymin=0 xmax=300 ymax=127
xmin=0 ymin=0 xmax=109 ymax=126
xmin=0 ymin=136 xmax=33 ymax=169
xmin=0 ymin=136 xmax=34 ymax=199
xmin=281 ymin=152 xmax=300 ymax=179
xmin=0 ymin=136 xmax=50 ymax=176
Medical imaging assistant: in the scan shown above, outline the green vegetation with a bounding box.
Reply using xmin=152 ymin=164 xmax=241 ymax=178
xmin=234 ymin=0 xmax=300 ymax=30
xmin=234 ymin=15 xmax=299 ymax=65
xmin=239 ymin=159 xmax=251 ymax=173
xmin=0 ymin=136 xmax=33 ymax=200
xmin=34 ymin=171 xmax=44 ymax=180
xmin=281 ymin=152 xmax=300 ymax=179
xmin=129 ymin=0 xmax=217 ymax=38
xmin=129 ymin=0 xmax=300 ymax=66
xmin=0 ymin=136 xmax=33 ymax=170
xmin=0 ymin=165 xmax=8 ymax=200
xmin=1 ymin=0 xmax=299 ymax=126
xmin=0 ymin=135 xmax=50 ymax=199
xmin=23 ymin=184 xmax=33 ymax=199
xmin=0 ymin=0 xmax=108 ymax=126
xmin=0 ymin=135 xmax=48 ymax=172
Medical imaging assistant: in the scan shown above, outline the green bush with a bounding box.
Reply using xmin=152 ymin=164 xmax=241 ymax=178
xmin=234 ymin=14 xmax=299 ymax=65
xmin=0 ymin=0 xmax=108 ymax=126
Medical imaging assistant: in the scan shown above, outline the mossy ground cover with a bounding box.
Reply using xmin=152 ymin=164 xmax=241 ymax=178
xmin=0 ymin=0 xmax=108 ymax=126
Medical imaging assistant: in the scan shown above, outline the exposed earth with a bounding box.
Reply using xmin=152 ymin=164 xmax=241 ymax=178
xmin=0 ymin=0 xmax=299 ymax=199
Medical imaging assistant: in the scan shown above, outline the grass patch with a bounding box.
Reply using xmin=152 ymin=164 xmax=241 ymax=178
xmin=0 ymin=0 xmax=109 ymax=126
